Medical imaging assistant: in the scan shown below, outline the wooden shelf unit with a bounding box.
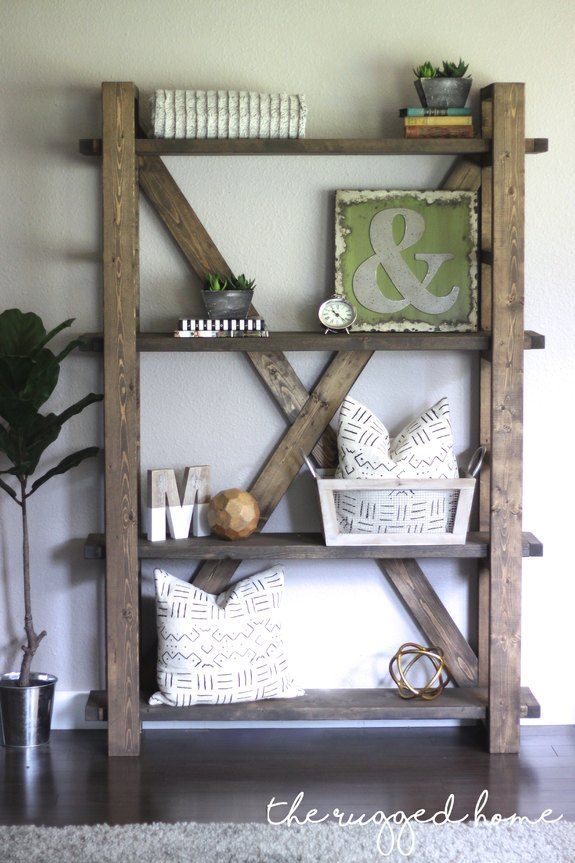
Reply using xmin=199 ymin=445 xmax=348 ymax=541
xmin=79 ymin=330 xmax=546 ymax=353
xmin=86 ymin=81 xmax=545 ymax=756
xmin=84 ymin=531 xmax=543 ymax=561
xmin=80 ymin=136 xmax=548 ymax=157
xmin=86 ymin=687 xmax=541 ymax=723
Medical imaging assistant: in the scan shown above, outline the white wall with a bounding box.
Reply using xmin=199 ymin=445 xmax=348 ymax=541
xmin=1 ymin=0 xmax=574 ymax=726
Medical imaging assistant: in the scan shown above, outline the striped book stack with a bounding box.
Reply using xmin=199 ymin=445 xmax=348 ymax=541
xmin=400 ymin=107 xmax=474 ymax=139
xmin=175 ymin=318 xmax=269 ymax=338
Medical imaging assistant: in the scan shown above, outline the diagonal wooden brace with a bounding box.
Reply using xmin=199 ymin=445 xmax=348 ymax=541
xmin=139 ymin=153 xmax=481 ymax=686
xmin=380 ymin=559 xmax=478 ymax=686
xmin=194 ymin=349 xmax=373 ymax=593
xmin=138 ymin=155 xmax=337 ymax=468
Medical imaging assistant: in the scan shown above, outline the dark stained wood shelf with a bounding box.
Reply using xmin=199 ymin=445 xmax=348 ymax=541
xmin=79 ymin=137 xmax=549 ymax=158
xmin=85 ymin=686 xmax=541 ymax=722
xmin=79 ymin=330 xmax=545 ymax=353
xmin=84 ymin=531 xmax=543 ymax=561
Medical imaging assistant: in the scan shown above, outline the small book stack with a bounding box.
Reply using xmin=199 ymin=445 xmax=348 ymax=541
xmin=400 ymin=107 xmax=473 ymax=139
xmin=175 ymin=318 xmax=269 ymax=338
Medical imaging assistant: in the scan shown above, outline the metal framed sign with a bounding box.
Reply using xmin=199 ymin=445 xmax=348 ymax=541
xmin=335 ymin=189 xmax=478 ymax=332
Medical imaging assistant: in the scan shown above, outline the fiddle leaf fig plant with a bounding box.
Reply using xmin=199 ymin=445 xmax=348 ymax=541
xmin=0 ymin=310 xmax=102 ymax=687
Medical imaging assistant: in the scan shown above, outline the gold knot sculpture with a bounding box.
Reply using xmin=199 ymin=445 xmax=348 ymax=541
xmin=389 ymin=642 xmax=450 ymax=701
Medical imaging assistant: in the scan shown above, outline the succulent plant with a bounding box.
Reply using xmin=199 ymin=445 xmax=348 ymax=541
xmin=413 ymin=61 xmax=438 ymax=79
xmin=439 ymin=59 xmax=469 ymax=78
xmin=204 ymin=273 xmax=255 ymax=292
xmin=230 ymin=274 xmax=256 ymax=292
xmin=204 ymin=273 xmax=229 ymax=292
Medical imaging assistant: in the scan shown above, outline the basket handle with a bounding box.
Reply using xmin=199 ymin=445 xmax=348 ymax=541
xmin=466 ymin=446 xmax=486 ymax=478
xmin=299 ymin=448 xmax=319 ymax=479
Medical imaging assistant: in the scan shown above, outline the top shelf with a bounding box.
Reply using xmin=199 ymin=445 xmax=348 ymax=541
xmin=79 ymin=137 xmax=549 ymax=158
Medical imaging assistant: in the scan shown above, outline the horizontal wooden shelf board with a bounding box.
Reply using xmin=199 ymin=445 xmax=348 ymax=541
xmin=84 ymin=531 xmax=543 ymax=561
xmin=79 ymin=137 xmax=548 ymax=157
xmin=79 ymin=330 xmax=545 ymax=353
xmin=85 ymin=686 xmax=540 ymax=722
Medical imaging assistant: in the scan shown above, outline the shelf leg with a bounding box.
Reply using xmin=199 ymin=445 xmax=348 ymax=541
xmin=102 ymin=82 xmax=141 ymax=756
xmin=484 ymin=83 xmax=525 ymax=754
xmin=478 ymin=99 xmax=493 ymax=690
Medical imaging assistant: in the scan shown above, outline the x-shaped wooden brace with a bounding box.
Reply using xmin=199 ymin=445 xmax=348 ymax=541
xmin=138 ymin=153 xmax=481 ymax=688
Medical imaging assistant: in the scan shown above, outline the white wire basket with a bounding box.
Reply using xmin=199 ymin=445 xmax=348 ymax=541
xmin=303 ymin=448 xmax=484 ymax=547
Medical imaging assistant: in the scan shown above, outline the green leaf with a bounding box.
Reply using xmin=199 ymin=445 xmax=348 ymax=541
xmin=30 ymin=447 xmax=100 ymax=494
xmin=0 ymin=422 xmax=18 ymax=463
xmin=55 ymin=393 xmax=103 ymax=428
xmin=30 ymin=319 xmax=75 ymax=356
xmin=0 ymin=477 xmax=17 ymax=500
xmin=0 ymin=309 xmax=47 ymax=357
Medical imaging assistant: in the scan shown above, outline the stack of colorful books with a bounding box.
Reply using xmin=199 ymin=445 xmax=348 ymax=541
xmin=400 ymin=107 xmax=473 ymax=139
xmin=174 ymin=318 xmax=269 ymax=338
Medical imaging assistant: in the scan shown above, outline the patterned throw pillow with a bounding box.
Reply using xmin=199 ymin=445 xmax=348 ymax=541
xmin=336 ymin=396 xmax=458 ymax=480
xmin=334 ymin=397 xmax=459 ymax=535
xmin=150 ymin=566 xmax=302 ymax=707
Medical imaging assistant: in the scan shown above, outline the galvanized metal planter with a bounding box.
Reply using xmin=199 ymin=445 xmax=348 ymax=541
xmin=0 ymin=672 xmax=57 ymax=747
xmin=414 ymin=77 xmax=472 ymax=109
xmin=201 ymin=290 xmax=253 ymax=319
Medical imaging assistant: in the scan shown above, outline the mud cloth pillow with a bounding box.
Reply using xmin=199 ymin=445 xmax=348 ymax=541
xmin=335 ymin=397 xmax=459 ymax=535
xmin=336 ymin=396 xmax=458 ymax=480
xmin=150 ymin=566 xmax=303 ymax=707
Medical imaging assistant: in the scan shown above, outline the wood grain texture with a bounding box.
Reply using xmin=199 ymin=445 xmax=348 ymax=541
xmin=478 ymin=102 xmax=494 ymax=689
xmin=138 ymin=154 xmax=336 ymax=468
xmin=442 ymin=157 xmax=481 ymax=192
xmin=85 ymin=686 xmax=540 ymax=722
xmin=84 ymin=530 xmax=544 ymax=561
xmin=101 ymin=82 xmax=141 ymax=756
xmin=79 ymin=137 xmax=549 ymax=157
xmin=486 ymin=83 xmax=525 ymax=753
xmin=379 ymin=559 xmax=478 ymax=687
xmin=78 ymin=330 xmax=545 ymax=353
xmin=193 ymin=350 xmax=373 ymax=593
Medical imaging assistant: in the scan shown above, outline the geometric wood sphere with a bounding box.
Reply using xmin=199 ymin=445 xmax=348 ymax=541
xmin=389 ymin=642 xmax=450 ymax=701
xmin=207 ymin=488 xmax=260 ymax=540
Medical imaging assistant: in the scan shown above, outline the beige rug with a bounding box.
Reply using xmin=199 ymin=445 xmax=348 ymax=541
xmin=1 ymin=820 xmax=574 ymax=862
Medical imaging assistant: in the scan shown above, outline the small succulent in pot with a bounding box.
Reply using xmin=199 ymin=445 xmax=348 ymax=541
xmin=202 ymin=273 xmax=256 ymax=319
xmin=414 ymin=58 xmax=472 ymax=109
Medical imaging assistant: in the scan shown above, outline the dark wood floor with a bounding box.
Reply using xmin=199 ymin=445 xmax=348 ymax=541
xmin=0 ymin=726 xmax=573 ymax=826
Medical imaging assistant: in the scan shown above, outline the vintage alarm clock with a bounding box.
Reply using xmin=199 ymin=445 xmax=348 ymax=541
xmin=318 ymin=295 xmax=357 ymax=333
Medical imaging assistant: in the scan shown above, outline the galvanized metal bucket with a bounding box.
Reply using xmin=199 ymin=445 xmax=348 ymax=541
xmin=201 ymin=289 xmax=253 ymax=319
xmin=414 ymin=77 xmax=472 ymax=109
xmin=0 ymin=672 xmax=57 ymax=748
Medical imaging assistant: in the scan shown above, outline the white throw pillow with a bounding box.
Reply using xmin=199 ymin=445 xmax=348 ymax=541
xmin=336 ymin=396 xmax=458 ymax=480
xmin=150 ymin=566 xmax=302 ymax=707
xmin=334 ymin=397 xmax=459 ymax=535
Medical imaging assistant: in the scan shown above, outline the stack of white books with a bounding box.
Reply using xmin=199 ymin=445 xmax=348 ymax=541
xmin=151 ymin=90 xmax=307 ymax=139
xmin=175 ymin=318 xmax=269 ymax=338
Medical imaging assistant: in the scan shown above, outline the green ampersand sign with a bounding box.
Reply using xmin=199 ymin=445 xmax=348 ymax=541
xmin=335 ymin=190 xmax=478 ymax=332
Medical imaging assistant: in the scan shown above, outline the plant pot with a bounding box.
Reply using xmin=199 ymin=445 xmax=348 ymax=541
xmin=0 ymin=672 xmax=57 ymax=748
xmin=414 ymin=77 xmax=472 ymax=109
xmin=201 ymin=290 xmax=254 ymax=319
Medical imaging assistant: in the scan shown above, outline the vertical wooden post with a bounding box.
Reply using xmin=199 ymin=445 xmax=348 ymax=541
xmin=478 ymin=99 xmax=493 ymax=688
xmin=102 ymin=82 xmax=141 ymax=756
xmin=484 ymin=83 xmax=525 ymax=753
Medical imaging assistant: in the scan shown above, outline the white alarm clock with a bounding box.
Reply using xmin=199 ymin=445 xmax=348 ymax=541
xmin=318 ymin=295 xmax=357 ymax=333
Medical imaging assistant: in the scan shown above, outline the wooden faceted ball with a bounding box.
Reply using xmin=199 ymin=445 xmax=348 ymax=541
xmin=208 ymin=488 xmax=260 ymax=540
xmin=389 ymin=642 xmax=450 ymax=701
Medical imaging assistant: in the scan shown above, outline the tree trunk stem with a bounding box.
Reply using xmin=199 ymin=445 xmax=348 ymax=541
xmin=18 ymin=480 xmax=46 ymax=686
